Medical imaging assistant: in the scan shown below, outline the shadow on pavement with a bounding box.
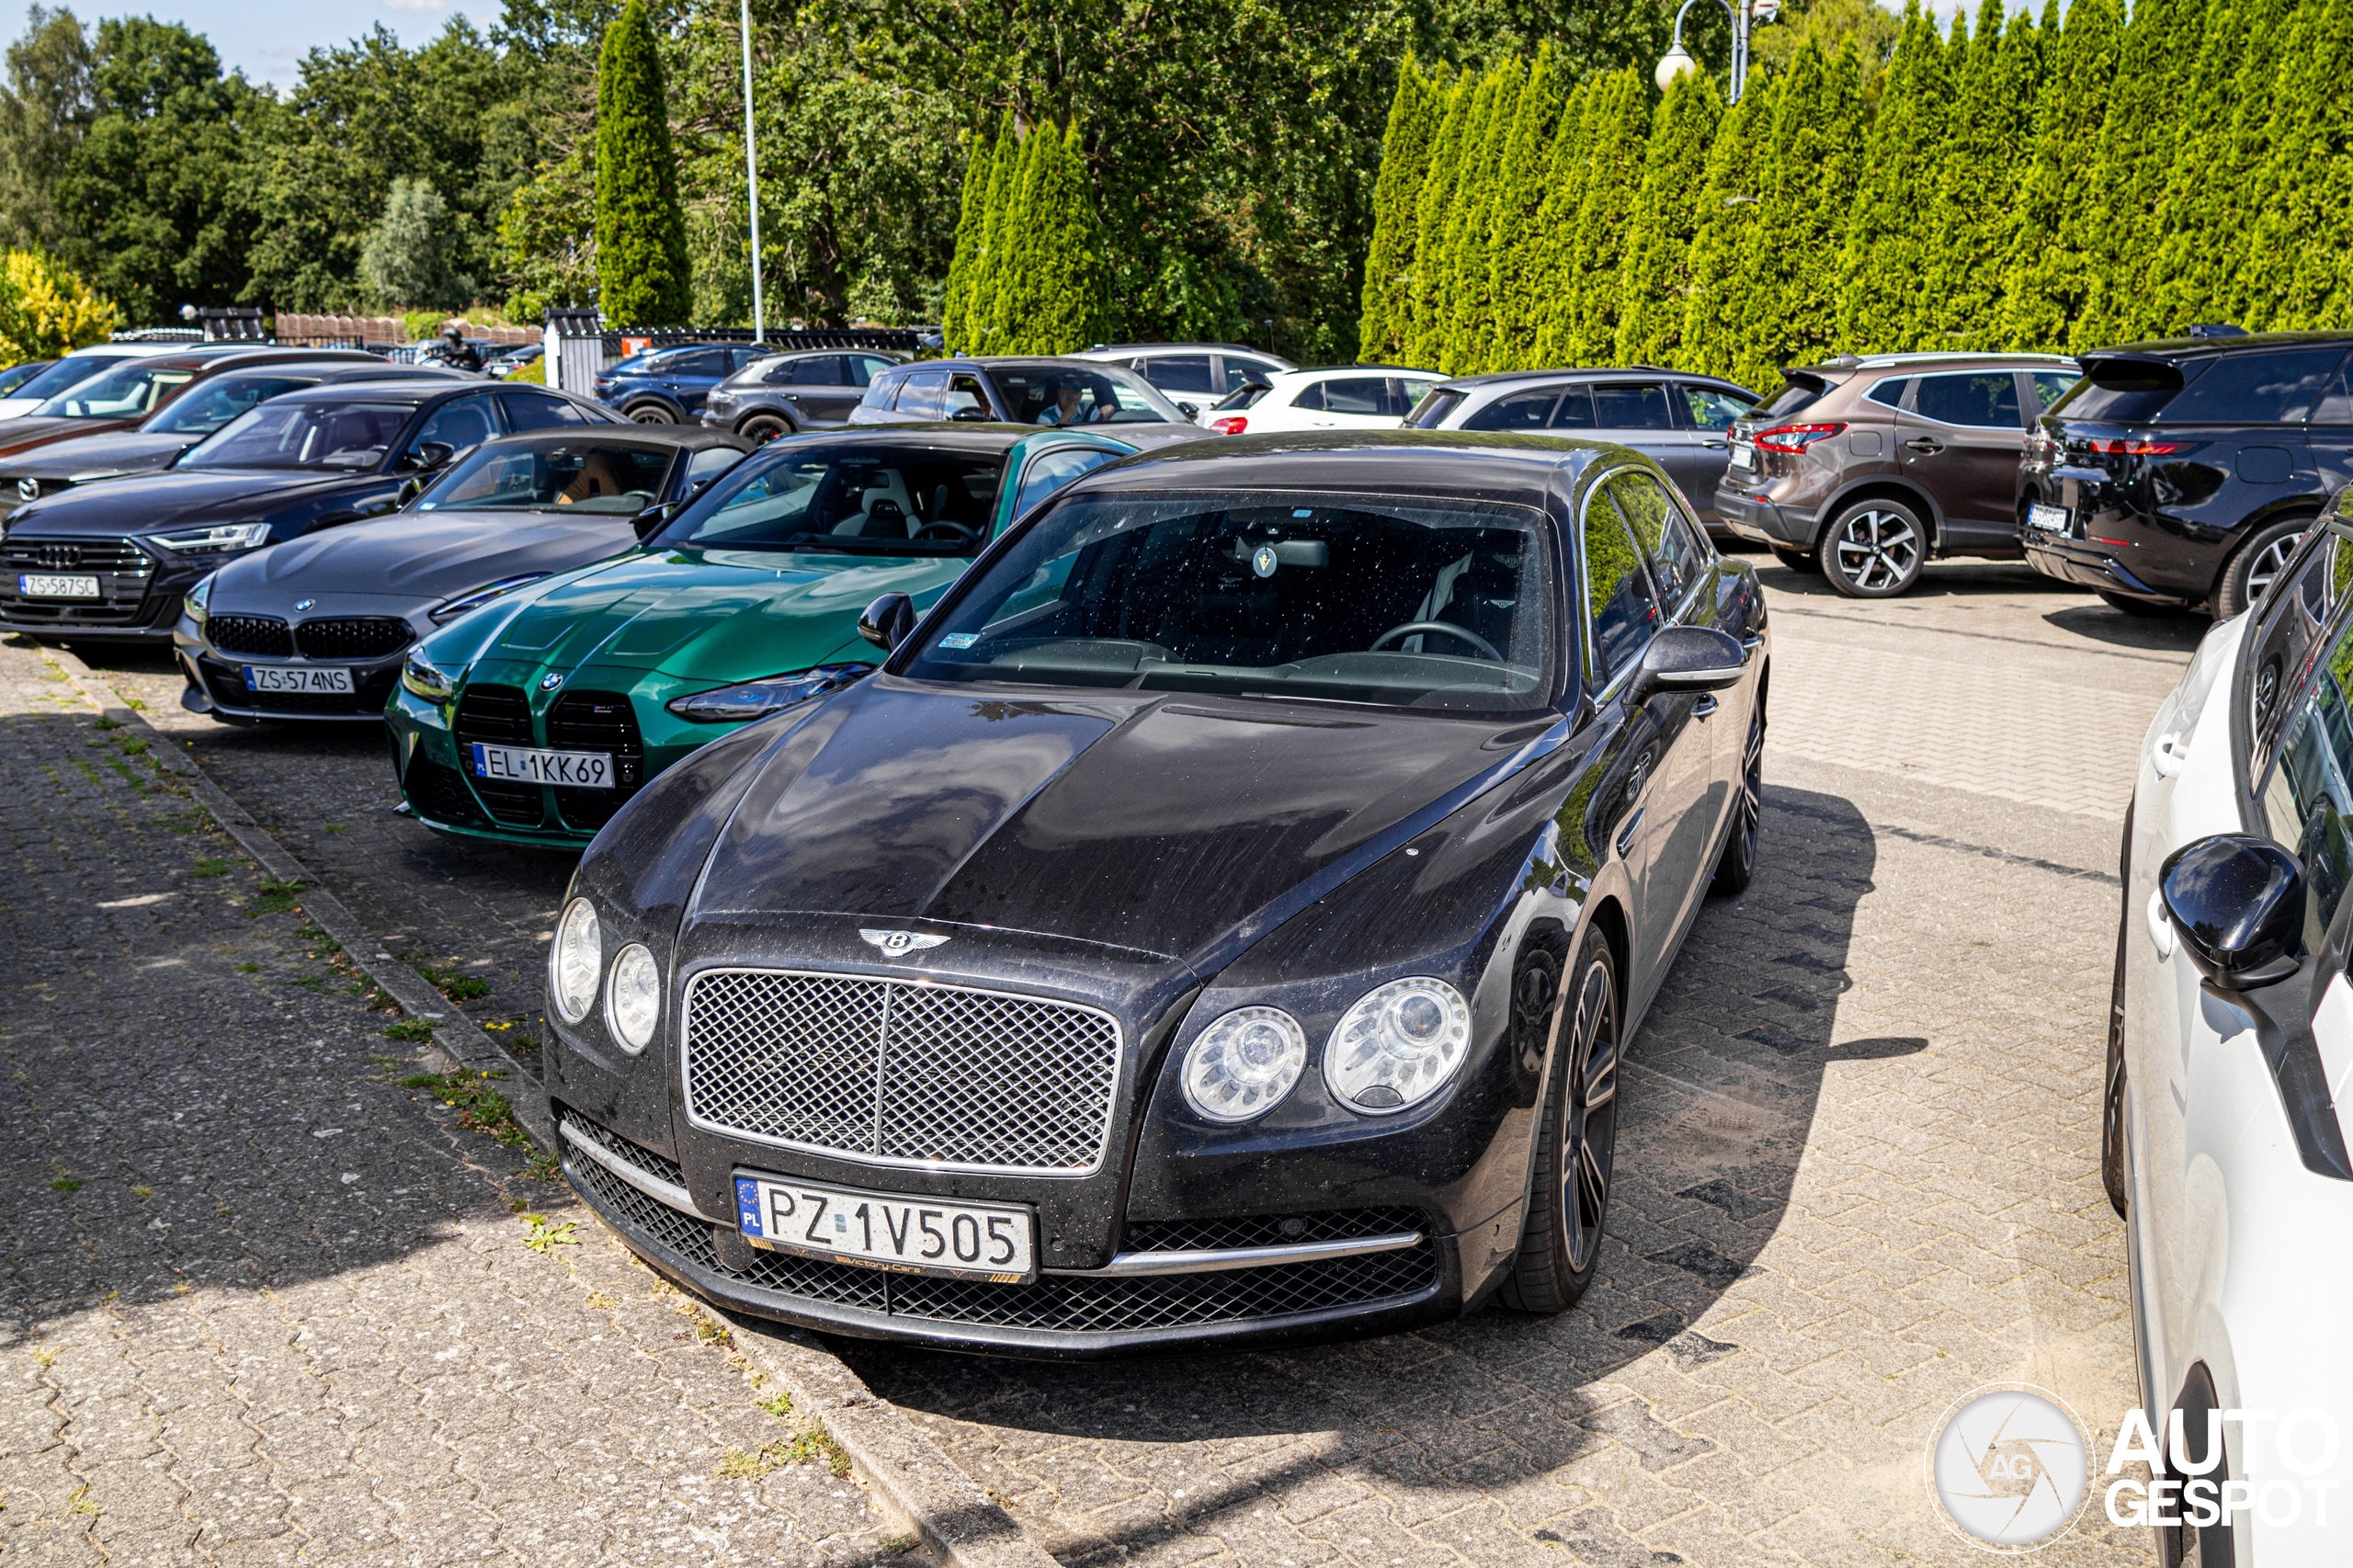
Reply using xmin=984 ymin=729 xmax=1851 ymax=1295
xmin=846 ymin=784 xmax=1914 ymax=1561
xmin=2040 ymin=602 xmax=2207 ymax=654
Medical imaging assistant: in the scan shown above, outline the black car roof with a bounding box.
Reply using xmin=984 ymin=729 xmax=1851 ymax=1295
xmin=264 ymin=378 xmax=540 ymax=407
xmin=1069 ymin=429 xmax=1607 ymax=506
xmin=2088 ymin=330 xmax=2353 ymax=362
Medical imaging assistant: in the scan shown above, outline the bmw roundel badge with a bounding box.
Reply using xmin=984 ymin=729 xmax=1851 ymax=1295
xmin=293 ymin=598 xmax=315 ymax=611
xmin=540 ymin=672 xmax=563 ymax=691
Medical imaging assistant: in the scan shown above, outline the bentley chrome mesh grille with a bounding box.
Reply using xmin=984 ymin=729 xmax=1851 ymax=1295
xmin=683 ymin=969 xmax=1121 ymax=1174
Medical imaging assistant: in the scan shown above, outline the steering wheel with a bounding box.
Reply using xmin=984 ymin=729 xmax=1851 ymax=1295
xmin=1370 ymin=620 xmax=1503 ymax=661
xmin=915 ymin=519 xmax=979 ymax=543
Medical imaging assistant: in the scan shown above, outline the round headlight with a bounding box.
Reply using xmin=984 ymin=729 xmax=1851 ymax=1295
xmin=550 ymin=897 xmax=601 ymax=1023
xmin=1180 ymin=1006 xmax=1307 ymax=1123
xmin=1324 ymin=977 xmax=1472 ymax=1114
xmin=605 ymin=943 xmax=660 ymax=1053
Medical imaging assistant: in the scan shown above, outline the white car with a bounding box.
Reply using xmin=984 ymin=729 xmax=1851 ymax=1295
xmin=1203 ymin=365 xmax=1442 ymax=436
xmin=0 ymin=341 xmax=216 ymax=419
xmin=2118 ymin=503 xmax=2353 ymax=1565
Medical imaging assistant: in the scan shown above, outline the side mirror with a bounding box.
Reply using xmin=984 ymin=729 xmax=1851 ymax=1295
xmin=949 ymin=405 xmax=990 ymax=422
xmin=404 ymin=440 xmax=457 ymax=472
xmin=1176 ymin=400 xmax=1200 ymax=421
xmin=396 ymin=475 xmax=426 ymax=507
xmin=858 ymin=591 xmax=916 ymax=651
xmin=631 ymin=501 xmax=676 ymax=541
xmin=2158 ymin=835 xmax=2305 ymax=990
xmin=1626 ymin=624 xmax=1745 ymax=707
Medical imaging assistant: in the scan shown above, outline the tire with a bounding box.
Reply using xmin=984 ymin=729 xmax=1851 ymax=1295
xmin=2211 ymin=515 xmax=2309 ymax=619
xmin=624 ymin=402 xmax=676 ymax=425
xmin=2097 ymin=589 xmax=2177 ymax=618
xmin=1501 ymin=924 xmax=1620 ymax=1314
xmin=2103 ymin=884 xmax=2130 ymax=1218
xmin=1710 ymin=698 xmax=1765 ymax=897
xmin=1769 ymin=547 xmax=1819 ymax=574
xmin=736 ymin=412 xmax=793 ymax=445
xmin=1819 ymin=499 xmax=1927 ymax=597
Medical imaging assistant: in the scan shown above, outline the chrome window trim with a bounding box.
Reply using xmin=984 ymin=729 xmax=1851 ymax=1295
xmin=678 ymin=965 xmax=1126 ymax=1178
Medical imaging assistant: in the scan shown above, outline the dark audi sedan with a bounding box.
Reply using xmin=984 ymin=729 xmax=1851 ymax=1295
xmin=2018 ymin=331 xmax=2353 ymax=617
xmin=548 ymin=431 xmax=1770 ymax=1356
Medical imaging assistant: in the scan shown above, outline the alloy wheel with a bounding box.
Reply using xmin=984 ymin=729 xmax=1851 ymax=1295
xmin=2245 ymin=529 xmax=2302 ymax=603
xmin=1830 ymin=507 xmax=1920 ymax=592
xmin=1562 ymin=953 xmax=1620 ymax=1273
xmin=1720 ymin=706 xmax=1764 ymax=889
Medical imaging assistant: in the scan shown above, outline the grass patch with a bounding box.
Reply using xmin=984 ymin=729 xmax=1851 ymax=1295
xmin=756 ymin=1392 xmax=792 ymax=1418
xmin=323 ymin=823 xmax=349 ymax=834
xmin=407 ymin=951 xmax=492 ymax=1004
xmin=50 ymin=1177 xmax=80 ymax=1193
xmin=233 ymin=962 xmax=261 ymax=974
xmin=717 ymin=1433 xmax=853 ymax=1481
xmin=399 ymin=1068 xmax=529 ymax=1148
xmin=119 ymin=737 xmax=146 ymax=756
xmin=290 ymin=974 xmax=325 ymax=991
xmin=383 ymin=1019 xmax=436 ymax=1042
xmin=247 ymin=880 xmax=305 ymax=917
xmin=523 ymin=1150 xmax=560 ymax=1182
xmin=132 ymin=1185 xmax=153 ymax=1199
xmin=93 ymin=717 xmax=119 ymax=731
xmin=193 ymin=858 xmax=229 ymax=878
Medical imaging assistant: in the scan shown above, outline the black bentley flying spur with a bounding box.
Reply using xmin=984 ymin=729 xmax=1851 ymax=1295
xmin=545 ymin=431 xmax=1770 ymax=1356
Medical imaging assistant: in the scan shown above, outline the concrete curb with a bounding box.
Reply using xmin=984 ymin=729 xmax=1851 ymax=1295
xmin=47 ymin=648 xmax=1060 ymax=1568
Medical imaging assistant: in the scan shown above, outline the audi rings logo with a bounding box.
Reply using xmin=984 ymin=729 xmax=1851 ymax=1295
xmin=1926 ymin=1383 xmax=2092 ymax=1551
xmin=34 ymin=541 xmax=80 ymax=570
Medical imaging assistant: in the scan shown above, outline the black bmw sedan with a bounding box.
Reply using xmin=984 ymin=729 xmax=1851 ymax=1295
xmin=0 ymin=379 xmax=617 ymax=644
xmin=547 ymin=432 xmax=1769 ymax=1357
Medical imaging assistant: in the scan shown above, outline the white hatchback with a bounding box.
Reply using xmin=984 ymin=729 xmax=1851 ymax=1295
xmin=1203 ymin=366 xmax=1441 ymax=436
xmin=2118 ymin=500 xmax=2353 ymax=1564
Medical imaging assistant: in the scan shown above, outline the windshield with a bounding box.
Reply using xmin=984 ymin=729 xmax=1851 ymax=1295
xmin=418 ymin=439 xmax=673 ymax=514
xmin=32 ymin=359 xmax=195 ymax=419
xmin=904 ymin=487 xmax=1557 ymax=711
xmin=651 ymin=441 xmax=1006 ymax=555
xmin=178 ymin=400 xmax=415 ymax=471
xmin=6 ymin=355 xmax=134 ymax=403
xmin=994 ymin=365 xmax=1184 ymax=426
xmin=0 ymin=360 xmax=51 ymax=396
xmin=145 ymin=375 xmax=317 ymax=435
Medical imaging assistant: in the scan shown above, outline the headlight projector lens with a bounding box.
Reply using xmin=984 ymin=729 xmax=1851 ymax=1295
xmin=605 ymin=943 xmax=660 ymax=1052
xmin=1181 ymin=1006 xmax=1309 ymax=1123
xmin=1325 ymin=977 xmax=1472 ymax=1113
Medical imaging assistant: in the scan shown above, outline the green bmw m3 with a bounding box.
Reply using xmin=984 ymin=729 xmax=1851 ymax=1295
xmin=386 ymin=423 xmax=1191 ymax=847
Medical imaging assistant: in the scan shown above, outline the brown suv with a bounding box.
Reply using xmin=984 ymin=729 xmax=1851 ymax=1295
xmin=1714 ymin=352 xmax=2078 ymax=597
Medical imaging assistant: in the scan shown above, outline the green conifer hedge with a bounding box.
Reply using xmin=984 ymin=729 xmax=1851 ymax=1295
xmin=594 ymin=0 xmax=692 ymax=328
xmin=943 ymin=117 xmax=1108 ymax=355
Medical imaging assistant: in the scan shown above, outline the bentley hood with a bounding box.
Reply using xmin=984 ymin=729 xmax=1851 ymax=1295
xmin=480 ymin=546 xmax=964 ymax=685
xmin=688 ymin=676 xmax=1529 ymax=963
xmin=212 ymin=511 xmax=640 ymax=612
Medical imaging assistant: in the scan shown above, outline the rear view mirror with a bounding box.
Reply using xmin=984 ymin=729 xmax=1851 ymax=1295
xmin=858 ymin=591 xmax=916 ymax=651
xmin=2158 ymin=835 xmax=2304 ymax=989
xmin=1626 ymin=625 xmax=1745 ymax=707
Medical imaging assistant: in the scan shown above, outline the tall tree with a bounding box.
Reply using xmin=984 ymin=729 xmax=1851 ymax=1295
xmin=594 ymin=0 xmax=690 ymax=324
xmin=1358 ymin=55 xmax=1441 ymax=363
xmin=1613 ymin=70 xmax=1722 ymax=369
xmin=2245 ymin=0 xmax=2353 ymax=328
xmin=1733 ymin=42 xmax=1862 ymax=389
xmin=1438 ymin=63 xmax=1518 ymax=372
xmin=359 ymin=177 xmax=472 ymax=310
xmin=2074 ymin=0 xmax=2208 ymax=344
xmin=1678 ymin=74 xmax=1775 ymax=379
xmin=942 ymin=122 xmax=1004 ymax=349
xmin=2151 ymin=0 xmax=2290 ymax=330
xmin=1474 ymin=46 xmax=1560 ymax=371
xmin=1996 ymin=0 xmax=2121 ymax=349
xmin=1404 ymin=74 xmax=1472 ymax=370
xmin=1836 ymin=4 xmax=1946 ymax=353
xmin=1561 ymin=68 xmax=1650 ymax=365
xmin=0 ymin=6 xmax=94 ymax=256
xmin=1525 ymin=75 xmax=1596 ymax=367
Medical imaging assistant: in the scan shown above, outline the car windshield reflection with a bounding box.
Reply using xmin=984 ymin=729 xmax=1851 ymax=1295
xmin=652 ymin=443 xmax=1003 ymax=556
xmin=418 ymin=440 xmax=672 ymax=514
xmin=178 ymin=402 xmax=415 ymax=471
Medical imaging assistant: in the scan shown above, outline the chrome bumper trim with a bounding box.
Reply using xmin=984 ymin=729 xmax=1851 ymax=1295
xmin=1046 ymin=1231 xmax=1426 ymax=1278
xmin=559 ymin=1119 xmax=717 ymax=1222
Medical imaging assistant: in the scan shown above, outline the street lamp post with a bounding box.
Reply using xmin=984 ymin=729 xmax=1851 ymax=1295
xmin=1655 ymin=0 xmax=1777 ymax=104
xmin=739 ymin=0 xmax=764 ymax=342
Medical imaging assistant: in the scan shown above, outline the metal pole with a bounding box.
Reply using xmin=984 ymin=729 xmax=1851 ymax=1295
xmin=739 ymin=0 xmax=764 ymax=342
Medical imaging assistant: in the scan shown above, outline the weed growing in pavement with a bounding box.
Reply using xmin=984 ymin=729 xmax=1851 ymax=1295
xmin=323 ymin=823 xmax=348 ymax=834
xmin=585 ymin=1290 xmax=619 ymax=1311
xmin=383 ymin=1019 xmax=435 ymax=1042
xmin=518 ymin=1212 xmax=578 ymax=1254
xmin=676 ymin=1301 xmax=733 ymax=1349
xmin=523 ymin=1151 xmax=559 ymax=1182
xmin=131 ymin=1185 xmax=152 ymax=1198
xmin=234 ymin=962 xmax=260 ymax=974
xmin=192 ymin=858 xmax=228 ymax=877
xmin=49 ymin=1177 xmax=79 ymax=1192
xmin=717 ymin=1429 xmax=847 ymax=1480
xmin=248 ymin=880 xmax=305 ymax=917
xmin=290 ymin=975 xmax=325 ymax=991
xmin=400 ymin=1069 xmax=530 ymax=1148
xmin=295 ymin=920 xmax=338 ymax=955
xmin=405 ymin=950 xmax=492 ymax=1003
xmin=66 ymin=1486 xmax=96 ymax=1517
xmin=123 ymin=697 xmax=143 ymax=710
xmin=362 ymin=1053 xmax=408 ymax=1071
xmin=757 ymin=1392 xmax=792 ymax=1418
xmin=28 ymin=1346 xmax=55 ymax=1369
xmin=879 ymin=1534 xmax=917 ymax=1556
xmin=119 ymin=737 xmax=145 ymax=756
xmin=92 ymin=718 xmax=119 ymax=731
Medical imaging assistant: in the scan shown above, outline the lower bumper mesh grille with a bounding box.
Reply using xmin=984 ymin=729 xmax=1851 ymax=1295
xmin=563 ymin=1115 xmax=1440 ymax=1336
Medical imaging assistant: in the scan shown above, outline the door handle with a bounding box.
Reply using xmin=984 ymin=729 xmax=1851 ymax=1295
xmin=2146 ymin=890 xmax=2176 ymax=960
xmin=1694 ymin=694 xmax=1720 ymax=718
xmin=2152 ymin=732 xmax=2188 ymax=778
xmin=1741 ymin=633 xmax=1763 ymax=656
xmin=1904 ymin=437 xmax=1943 ymax=455
xmin=1614 ymin=807 xmax=1647 ymax=860
xmin=1701 ymin=439 xmax=1727 ymax=449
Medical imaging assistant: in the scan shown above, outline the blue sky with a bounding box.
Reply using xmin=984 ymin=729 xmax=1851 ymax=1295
xmin=1 ymin=0 xmax=501 ymax=92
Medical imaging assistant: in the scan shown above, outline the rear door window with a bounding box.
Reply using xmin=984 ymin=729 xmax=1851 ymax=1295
xmin=1591 ymin=382 xmax=1676 ymax=430
xmin=1142 ymin=356 xmax=1216 ymax=395
xmin=1010 ymin=446 xmax=1120 ymax=519
xmin=1913 ymin=371 xmax=2024 ymax=428
xmin=2029 ymin=371 xmax=2078 ymax=411
xmin=1550 ymin=387 xmax=1597 ymax=429
xmin=1322 ymin=378 xmax=1392 ymax=415
xmin=1681 ymin=385 xmax=1753 ymax=430
xmin=775 ymin=355 xmax=845 ymax=386
xmin=1607 ymin=469 xmax=1709 ymax=608
xmin=411 ymin=394 xmax=501 ymax=452
xmin=895 ymin=372 xmax=948 ymax=420
xmin=2161 ymin=347 xmax=2350 ymax=425
xmin=850 ymin=356 xmax=896 ymax=386
xmin=498 ymin=391 xmax=591 ymax=430
xmin=1463 ymin=388 xmax=1559 ymax=431
xmin=1584 ymin=484 xmax=1662 ymax=686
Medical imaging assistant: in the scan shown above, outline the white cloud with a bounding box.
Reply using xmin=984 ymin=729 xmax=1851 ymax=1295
xmin=381 ymin=0 xmax=448 ymax=12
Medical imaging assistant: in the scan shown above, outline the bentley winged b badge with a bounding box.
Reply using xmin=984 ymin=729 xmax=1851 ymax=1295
xmin=860 ymin=928 xmax=950 ymax=958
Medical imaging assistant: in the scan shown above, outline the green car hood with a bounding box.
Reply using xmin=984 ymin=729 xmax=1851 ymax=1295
xmin=481 ymin=545 xmax=966 ymax=684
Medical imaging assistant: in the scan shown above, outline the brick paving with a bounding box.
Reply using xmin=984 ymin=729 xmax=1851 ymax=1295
xmin=0 ymin=637 xmax=920 ymax=1565
xmin=45 ymin=554 xmax=2206 ymax=1566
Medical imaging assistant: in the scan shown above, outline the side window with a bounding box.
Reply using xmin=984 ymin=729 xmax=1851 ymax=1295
xmin=2162 ymin=348 xmax=2348 ymax=425
xmin=1607 ymin=469 xmax=1708 ymax=608
xmin=860 ymin=374 xmax=903 ymax=410
xmin=685 ymin=445 xmax=747 ymax=484
xmin=1223 ymin=357 xmax=1280 ymax=392
xmin=1142 ymin=356 xmax=1216 ymax=395
xmin=1010 ymin=447 xmax=1118 ymax=520
xmin=943 ymin=373 xmax=988 ymax=419
xmin=1590 ymin=382 xmax=1675 ymax=430
xmin=664 ymin=348 xmax=728 ymax=379
xmin=411 ymin=395 xmax=500 ymax=453
xmin=2249 ymin=518 xmax=2353 ymax=769
xmin=1914 ymin=372 xmax=2024 ymax=428
xmin=895 ymin=372 xmax=947 ymax=420
xmin=1583 ymin=487 xmax=1662 ymax=686
xmin=1550 ymin=387 xmax=1597 ymax=429
xmin=2031 ymin=371 xmax=2078 ymax=412
xmin=851 ymin=356 xmax=895 ymax=387
xmin=1681 ymin=385 xmax=1753 ymax=430
xmin=1291 ymin=381 xmax=1326 ymax=412
xmin=1463 ymin=388 xmax=1558 ymax=432
xmin=498 ymin=391 xmax=589 ymax=431
xmin=782 ymin=356 xmax=846 ymax=386
xmin=2258 ymin=608 xmax=2353 ymax=944
xmin=1863 ymin=376 xmax=1911 ymax=410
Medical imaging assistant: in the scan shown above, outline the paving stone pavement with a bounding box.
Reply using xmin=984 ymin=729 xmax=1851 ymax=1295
xmin=0 ymin=637 xmax=926 ymax=1565
xmin=46 ymin=554 xmax=2210 ymax=1566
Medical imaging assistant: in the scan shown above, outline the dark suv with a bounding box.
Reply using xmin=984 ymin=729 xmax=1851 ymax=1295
xmin=1715 ymin=352 xmax=2078 ymax=597
xmin=2017 ymin=332 xmax=2353 ymax=618
xmin=592 ymin=343 xmax=774 ymax=423
xmin=699 ymin=348 xmax=904 ymax=442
